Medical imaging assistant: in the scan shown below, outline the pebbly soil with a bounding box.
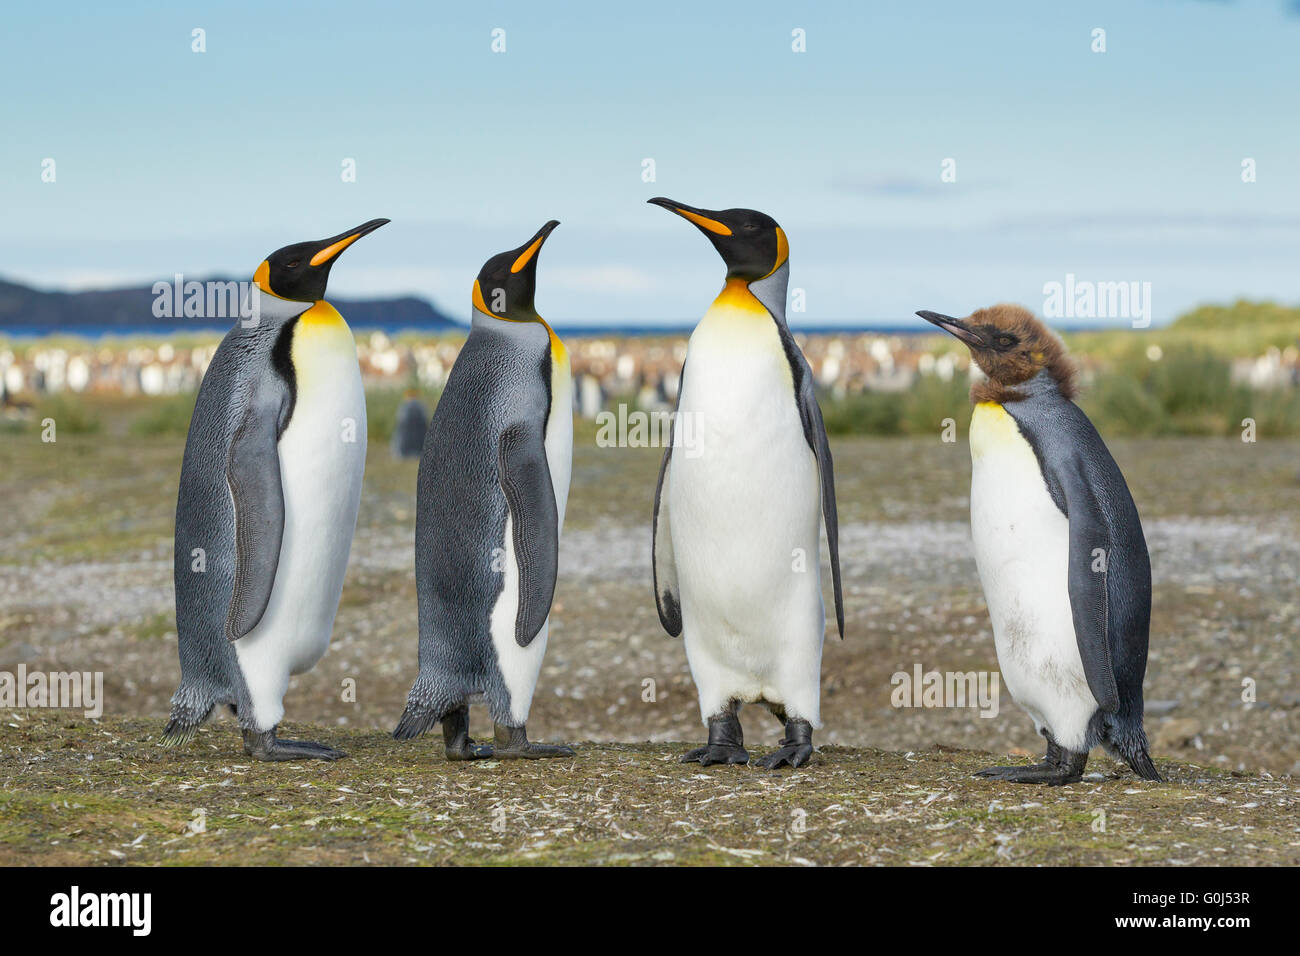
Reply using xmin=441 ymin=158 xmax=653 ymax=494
xmin=1 ymin=713 xmax=1297 ymax=866
xmin=0 ymin=422 xmax=1297 ymax=865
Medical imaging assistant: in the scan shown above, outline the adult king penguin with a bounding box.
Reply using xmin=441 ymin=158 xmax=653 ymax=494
xmin=649 ymin=198 xmax=844 ymax=769
xmin=164 ymin=219 xmax=388 ymax=760
xmin=394 ymin=221 xmax=575 ymax=760
xmin=918 ymin=304 xmax=1160 ymax=784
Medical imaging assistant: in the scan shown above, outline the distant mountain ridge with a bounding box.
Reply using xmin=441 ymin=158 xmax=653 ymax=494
xmin=0 ymin=276 xmax=460 ymax=334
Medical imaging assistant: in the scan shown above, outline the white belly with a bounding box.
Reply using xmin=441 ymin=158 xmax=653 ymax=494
xmin=235 ymin=314 xmax=367 ymax=730
xmin=668 ymin=301 xmax=824 ymax=722
xmin=969 ymin=402 xmax=1096 ymax=749
xmin=488 ymin=347 xmax=572 ymax=725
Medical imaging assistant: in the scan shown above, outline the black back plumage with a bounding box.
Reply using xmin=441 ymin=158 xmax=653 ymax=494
xmin=166 ymin=316 xmax=296 ymax=737
xmin=1002 ymin=371 xmax=1154 ymax=770
xmin=397 ymin=319 xmax=554 ymax=733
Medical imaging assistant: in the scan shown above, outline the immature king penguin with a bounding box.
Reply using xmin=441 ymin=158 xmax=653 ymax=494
xmin=394 ymin=221 xmax=574 ymax=760
xmin=918 ymin=304 xmax=1160 ymax=784
xmin=164 ymin=219 xmax=388 ymax=760
xmin=649 ymin=198 xmax=844 ymax=769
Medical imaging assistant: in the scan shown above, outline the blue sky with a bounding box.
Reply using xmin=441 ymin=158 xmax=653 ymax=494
xmin=2 ymin=0 xmax=1298 ymax=326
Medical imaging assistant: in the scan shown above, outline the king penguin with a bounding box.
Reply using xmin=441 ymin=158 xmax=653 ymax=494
xmin=393 ymin=221 xmax=575 ymax=760
xmin=918 ymin=304 xmax=1160 ymax=784
xmin=164 ymin=219 xmax=388 ymax=760
xmin=648 ymin=198 xmax=844 ymax=769
xmin=391 ymin=389 xmax=429 ymax=459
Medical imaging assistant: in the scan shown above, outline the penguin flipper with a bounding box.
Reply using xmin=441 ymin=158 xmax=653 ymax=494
xmin=224 ymin=391 xmax=287 ymax=641
xmin=652 ymin=441 xmax=682 ymax=636
xmin=497 ymin=420 xmax=559 ymax=648
xmin=793 ymin=355 xmax=845 ymax=640
xmin=1059 ymin=454 xmax=1123 ymax=714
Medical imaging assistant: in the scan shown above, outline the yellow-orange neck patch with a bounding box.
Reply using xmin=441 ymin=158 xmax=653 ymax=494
xmin=472 ymin=279 xmax=529 ymax=322
xmin=541 ymin=317 xmax=567 ymax=364
xmin=471 ymin=279 xmax=496 ymax=317
xmin=711 ymin=277 xmax=768 ymax=315
xmin=471 ymin=279 xmax=564 ymax=362
xmin=763 ymin=226 xmax=789 ymax=277
xmin=252 ymin=260 xmax=289 ymax=299
xmin=298 ymin=300 xmax=345 ymax=325
xmin=970 ymin=401 xmax=1027 ymax=461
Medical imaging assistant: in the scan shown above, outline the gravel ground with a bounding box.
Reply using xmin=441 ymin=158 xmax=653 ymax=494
xmin=2 ymin=713 xmax=1297 ymax=866
xmin=0 ymin=432 xmax=1296 ymax=782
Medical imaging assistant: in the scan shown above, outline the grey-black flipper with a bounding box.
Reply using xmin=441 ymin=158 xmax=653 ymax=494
xmin=224 ymin=383 xmax=290 ymax=642
xmin=497 ymin=420 xmax=559 ymax=647
xmin=777 ymin=327 xmax=845 ymax=639
xmin=1006 ymin=390 xmax=1150 ymax=719
xmin=1059 ymin=453 xmax=1122 ymax=713
xmin=652 ymin=364 xmax=684 ymax=637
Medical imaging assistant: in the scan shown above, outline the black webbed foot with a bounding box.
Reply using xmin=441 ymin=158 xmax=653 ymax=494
xmin=756 ymin=718 xmax=815 ymax=769
xmin=681 ymin=710 xmax=748 ymax=766
xmin=976 ymin=738 xmax=1087 ymax=786
xmin=492 ymin=723 xmax=575 ymax=759
xmin=442 ymin=706 xmax=494 ymax=761
xmin=242 ymin=727 xmax=344 ymax=762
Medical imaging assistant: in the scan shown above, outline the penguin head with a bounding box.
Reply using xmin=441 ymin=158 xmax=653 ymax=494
xmin=917 ymin=304 xmax=1078 ymax=398
xmin=472 ymin=220 xmax=561 ymax=321
xmin=253 ymin=218 xmax=389 ymax=302
xmin=648 ymin=198 xmax=788 ymax=281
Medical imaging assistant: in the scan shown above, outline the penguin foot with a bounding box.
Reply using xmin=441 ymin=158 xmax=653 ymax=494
xmin=975 ymin=762 xmax=1081 ymax=785
xmin=445 ymin=740 xmax=495 ymax=760
xmin=442 ymin=706 xmax=495 ymax=761
xmin=681 ymin=710 xmax=748 ymax=766
xmin=680 ymin=744 xmax=750 ymax=766
xmin=242 ymin=727 xmax=344 ymax=762
xmin=492 ymin=723 xmax=575 ymax=760
xmin=756 ymin=718 xmax=814 ymax=769
xmin=976 ymin=743 xmax=1087 ymax=786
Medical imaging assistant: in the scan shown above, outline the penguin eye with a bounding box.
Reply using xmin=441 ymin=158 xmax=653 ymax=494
xmin=996 ymin=334 xmax=1016 ymax=349
xmin=285 ymin=260 xmax=301 ymax=269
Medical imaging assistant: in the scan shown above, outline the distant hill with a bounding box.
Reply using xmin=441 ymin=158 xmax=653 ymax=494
xmin=0 ymin=276 xmax=461 ymax=335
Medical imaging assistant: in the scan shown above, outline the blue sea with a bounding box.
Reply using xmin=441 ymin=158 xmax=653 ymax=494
xmin=0 ymin=319 xmax=1139 ymax=340
xmin=0 ymin=320 xmax=943 ymax=340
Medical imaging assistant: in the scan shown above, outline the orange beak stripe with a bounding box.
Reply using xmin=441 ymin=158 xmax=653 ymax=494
xmin=510 ymin=235 xmax=546 ymax=274
xmin=309 ymin=232 xmax=363 ymax=267
xmin=675 ymin=208 xmax=732 ymax=236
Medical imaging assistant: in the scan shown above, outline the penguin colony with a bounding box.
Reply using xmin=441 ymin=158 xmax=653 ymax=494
xmin=166 ymin=206 xmax=1159 ymax=785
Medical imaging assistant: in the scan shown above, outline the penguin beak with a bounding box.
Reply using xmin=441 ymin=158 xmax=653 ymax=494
xmin=510 ymin=220 xmax=561 ymax=274
xmin=647 ymin=197 xmax=733 ymax=236
xmin=917 ymin=310 xmax=988 ymax=349
xmin=307 ymin=218 xmax=391 ymax=267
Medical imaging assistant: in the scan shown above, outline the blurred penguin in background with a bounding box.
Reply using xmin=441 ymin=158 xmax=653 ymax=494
xmin=391 ymin=389 xmax=429 ymax=459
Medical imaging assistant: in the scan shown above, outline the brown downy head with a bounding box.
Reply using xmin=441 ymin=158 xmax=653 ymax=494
xmin=916 ymin=304 xmax=1078 ymax=403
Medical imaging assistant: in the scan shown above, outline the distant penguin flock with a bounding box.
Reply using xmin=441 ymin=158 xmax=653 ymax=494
xmin=165 ymin=206 xmax=1161 ymax=786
